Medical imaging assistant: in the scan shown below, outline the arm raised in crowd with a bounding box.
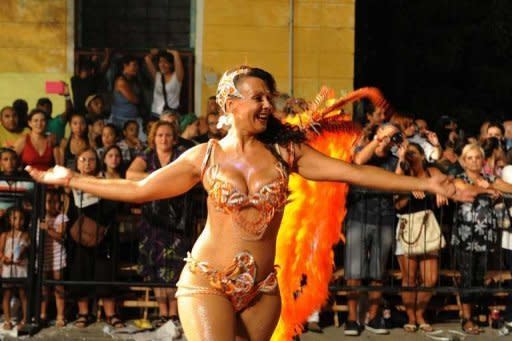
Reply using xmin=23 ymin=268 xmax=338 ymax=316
xmin=61 ymin=83 xmax=73 ymax=122
xmin=353 ymin=124 xmax=399 ymax=165
xmin=167 ymin=49 xmax=184 ymax=83
xmin=144 ymin=49 xmax=159 ymax=81
xmin=27 ymin=144 xmax=206 ymax=203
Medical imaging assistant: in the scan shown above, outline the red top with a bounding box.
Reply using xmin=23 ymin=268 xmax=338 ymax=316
xmin=21 ymin=135 xmax=54 ymax=171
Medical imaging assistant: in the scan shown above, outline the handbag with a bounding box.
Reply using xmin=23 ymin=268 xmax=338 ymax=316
xmin=70 ymin=215 xmax=106 ymax=248
xmin=398 ymin=209 xmax=445 ymax=255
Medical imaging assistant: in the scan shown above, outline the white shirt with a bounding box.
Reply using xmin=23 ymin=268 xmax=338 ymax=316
xmin=151 ymin=72 xmax=181 ymax=115
xmin=408 ymin=134 xmax=440 ymax=163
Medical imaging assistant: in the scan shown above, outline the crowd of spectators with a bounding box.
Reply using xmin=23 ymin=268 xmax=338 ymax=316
xmin=0 ymin=49 xmax=223 ymax=331
xmin=1 ymin=49 xmax=512 ymax=336
xmin=337 ymin=103 xmax=512 ymax=336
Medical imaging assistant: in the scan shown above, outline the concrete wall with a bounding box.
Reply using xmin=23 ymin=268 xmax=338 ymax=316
xmin=0 ymin=0 xmax=355 ymax=116
xmin=199 ymin=0 xmax=355 ymax=113
xmin=0 ymin=0 xmax=72 ymax=114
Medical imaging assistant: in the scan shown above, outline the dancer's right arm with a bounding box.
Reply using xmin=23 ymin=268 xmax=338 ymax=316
xmin=27 ymin=144 xmax=206 ymax=203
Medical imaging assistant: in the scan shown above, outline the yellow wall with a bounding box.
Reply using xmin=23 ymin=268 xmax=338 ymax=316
xmin=201 ymin=0 xmax=355 ymax=111
xmin=0 ymin=0 xmax=71 ymax=114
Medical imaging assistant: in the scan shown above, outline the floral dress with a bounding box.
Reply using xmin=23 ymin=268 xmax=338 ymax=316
xmin=137 ymin=148 xmax=189 ymax=283
xmin=451 ymin=173 xmax=497 ymax=252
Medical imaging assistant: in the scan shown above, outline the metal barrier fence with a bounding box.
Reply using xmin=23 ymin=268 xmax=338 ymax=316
xmin=0 ymin=175 xmax=206 ymax=335
xmin=331 ymin=188 xmax=512 ymax=293
xmin=0 ymin=175 xmax=511 ymax=334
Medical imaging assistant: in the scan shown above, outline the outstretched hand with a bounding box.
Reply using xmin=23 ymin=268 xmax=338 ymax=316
xmin=25 ymin=165 xmax=73 ymax=187
xmin=427 ymin=172 xmax=477 ymax=203
xmin=426 ymin=172 xmax=456 ymax=199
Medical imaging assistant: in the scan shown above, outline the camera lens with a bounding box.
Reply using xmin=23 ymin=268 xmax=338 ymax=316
xmin=391 ymin=133 xmax=403 ymax=145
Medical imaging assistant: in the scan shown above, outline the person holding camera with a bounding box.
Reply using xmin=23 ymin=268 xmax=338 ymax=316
xmin=144 ymin=49 xmax=184 ymax=118
xmin=343 ymin=123 xmax=403 ymax=336
xmin=394 ymin=142 xmax=449 ymax=333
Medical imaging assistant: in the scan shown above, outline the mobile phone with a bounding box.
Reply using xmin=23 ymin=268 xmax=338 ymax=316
xmin=45 ymin=81 xmax=65 ymax=95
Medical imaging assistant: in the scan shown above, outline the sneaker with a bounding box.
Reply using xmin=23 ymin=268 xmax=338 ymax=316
xmin=344 ymin=320 xmax=361 ymax=336
xmin=365 ymin=317 xmax=390 ymax=335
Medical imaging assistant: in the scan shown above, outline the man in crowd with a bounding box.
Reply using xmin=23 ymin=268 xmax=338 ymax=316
xmin=0 ymin=106 xmax=29 ymax=148
xmin=36 ymin=83 xmax=73 ymax=145
xmin=195 ymin=112 xmax=223 ymax=143
xmin=343 ymin=124 xmax=401 ymax=336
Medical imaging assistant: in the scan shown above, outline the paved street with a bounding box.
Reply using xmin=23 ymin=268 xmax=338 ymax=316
xmin=0 ymin=321 xmax=508 ymax=340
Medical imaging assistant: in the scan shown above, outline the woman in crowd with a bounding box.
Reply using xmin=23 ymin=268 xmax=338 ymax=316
xmin=27 ymin=66 xmax=457 ymax=341
xmin=59 ymin=113 xmax=89 ymax=169
xmin=14 ymin=109 xmax=58 ymax=171
xmin=452 ymin=143 xmax=512 ymax=334
xmin=102 ymin=145 xmax=125 ymax=180
xmin=88 ymin=116 xmax=105 ymax=149
xmin=95 ymin=124 xmax=118 ymax=160
xmin=111 ymin=56 xmax=143 ymax=136
xmin=394 ymin=142 xmax=448 ymax=333
xmin=144 ymin=49 xmax=184 ymax=117
xmin=67 ymin=148 xmax=124 ymax=329
xmin=127 ymin=121 xmax=187 ymax=327
xmin=482 ymin=137 xmax=506 ymax=177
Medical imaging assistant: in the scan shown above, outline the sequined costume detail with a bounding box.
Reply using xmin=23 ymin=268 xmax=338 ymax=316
xmin=201 ymin=139 xmax=290 ymax=240
xmin=176 ymin=251 xmax=278 ymax=312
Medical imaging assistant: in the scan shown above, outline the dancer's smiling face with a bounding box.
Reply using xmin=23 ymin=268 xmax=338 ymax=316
xmin=226 ymin=76 xmax=274 ymax=135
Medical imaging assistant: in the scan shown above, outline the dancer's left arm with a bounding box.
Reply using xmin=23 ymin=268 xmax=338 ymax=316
xmin=294 ymin=143 xmax=454 ymax=197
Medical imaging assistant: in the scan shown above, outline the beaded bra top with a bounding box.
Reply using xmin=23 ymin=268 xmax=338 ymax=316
xmin=201 ymin=139 xmax=292 ymax=240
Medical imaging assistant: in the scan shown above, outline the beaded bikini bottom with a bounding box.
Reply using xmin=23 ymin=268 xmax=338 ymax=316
xmin=176 ymin=251 xmax=278 ymax=312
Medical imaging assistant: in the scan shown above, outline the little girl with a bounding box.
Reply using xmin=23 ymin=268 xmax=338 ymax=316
xmin=0 ymin=207 xmax=30 ymax=330
xmin=39 ymin=189 xmax=68 ymax=327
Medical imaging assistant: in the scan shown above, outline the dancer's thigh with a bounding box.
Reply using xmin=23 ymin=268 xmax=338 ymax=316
xmin=178 ymin=295 xmax=236 ymax=341
xmin=237 ymin=294 xmax=281 ymax=341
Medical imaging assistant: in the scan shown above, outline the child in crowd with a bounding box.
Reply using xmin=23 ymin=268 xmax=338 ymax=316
xmin=96 ymin=124 xmax=120 ymax=160
xmin=117 ymin=120 xmax=144 ymax=163
xmin=39 ymin=189 xmax=68 ymax=327
xmin=0 ymin=148 xmax=20 ymax=175
xmin=0 ymin=207 xmax=30 ymax=329
xmin=88 ymin=116 xmax=105 ymax=149
xmin=59 ymin=113 xmax=89 ymax=169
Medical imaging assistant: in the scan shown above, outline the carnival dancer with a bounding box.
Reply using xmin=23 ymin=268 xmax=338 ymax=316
xmin=27 ymin=66 xmax=458 ymax=341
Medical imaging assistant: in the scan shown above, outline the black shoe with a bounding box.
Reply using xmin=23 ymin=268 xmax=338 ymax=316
xmin=344 ymin=320 xmax=361 ymax=336
xmin=306 ymin=321 xmax=323 ymax=333
xmin=365 ymin=317 xmax=390 ymax=335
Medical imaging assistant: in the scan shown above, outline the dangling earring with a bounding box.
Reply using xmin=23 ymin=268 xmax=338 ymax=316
xmin=217 ymin=113 xmax=234 ymax=129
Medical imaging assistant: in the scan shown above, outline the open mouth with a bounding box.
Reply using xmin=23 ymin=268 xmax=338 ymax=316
xmin=256 ymin=112 xmax=269 ymax=124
